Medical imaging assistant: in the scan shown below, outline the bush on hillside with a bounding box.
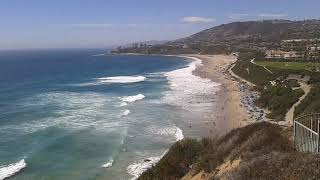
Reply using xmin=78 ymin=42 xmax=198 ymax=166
xmin=256 ymin=84 xmax=304 ymax=121
xmin=138 ymin=122 xmax=320 ymax=180
xmin=138 ymin=138 xmax=202 ymax=180
xmin=223 ymin=152 xmax=320 ymax=180
xmin=294 ymin=85 xmax=320 ymax=117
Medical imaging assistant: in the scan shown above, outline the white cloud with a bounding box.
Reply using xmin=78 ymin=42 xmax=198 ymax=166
xmin=70 ymin=23 xmax=113 ymax=28
xmin=229 ymin=13 xmax=249 ymax=19
xmin=258 ymin=13 xmax=288 ymax=18
xmin=182 ymin=16 xmax=215 ymax=23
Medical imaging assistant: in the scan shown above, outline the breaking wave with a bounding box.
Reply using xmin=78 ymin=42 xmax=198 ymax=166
xmin=0 ymin=159 xmax=26 ymax=180
xmin=101 ymin=159 xmax=114 ymax=168
xmin=118 ymin=102 xmax=128 ymax=107
xmin=127 ymin=151 xmax=168 ymax=180
xmin=92 ymin=53 xmax=105 ymax=57
xmin=121 ymin=110 xmax=131 ymax=117
xmin=127 ymin=126 xmax=183 ymax=179
xmin=98 ymin=76 xmax=146 ymax=84
xmin=119 ymin=94 xmax=145 ymax=103
xmin=175 ymin=127 xmax=184 ymax=141
xmin=146 ymin=126 xmax=184 ymax=141
xmin=0 ymin=92 xmax=127 ymax=134
xmin=163 ymin=56 xmax=220 ymax=111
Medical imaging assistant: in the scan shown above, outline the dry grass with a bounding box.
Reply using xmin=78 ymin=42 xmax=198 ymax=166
xmin=138 ymin=122 xmax=320 ymax=180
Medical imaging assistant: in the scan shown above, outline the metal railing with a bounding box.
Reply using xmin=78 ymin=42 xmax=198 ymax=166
xmin=294 ymin=113 xmax=320 ymax=153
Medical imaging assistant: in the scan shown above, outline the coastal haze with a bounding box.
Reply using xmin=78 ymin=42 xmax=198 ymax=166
xmin=1 ymin=0 xmax=320 ymax=49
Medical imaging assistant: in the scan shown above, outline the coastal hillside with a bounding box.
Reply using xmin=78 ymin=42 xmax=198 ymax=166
xmin=138 ymin=122 xmax=320 ymax=180
xmin=114 ymin=20 xmax=320 ymax=54
xmin=177 ymin=20 xmax=320 ymax=44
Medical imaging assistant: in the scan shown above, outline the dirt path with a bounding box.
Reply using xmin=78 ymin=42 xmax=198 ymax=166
xmin=285 ymin=82 xmax=311 ymax=125
xmin=228 ymin=59 xmax=311 ymax=126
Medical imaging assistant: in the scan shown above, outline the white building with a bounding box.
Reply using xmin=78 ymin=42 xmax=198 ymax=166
xmin=266 ymin=50 xmax=304 ymax=59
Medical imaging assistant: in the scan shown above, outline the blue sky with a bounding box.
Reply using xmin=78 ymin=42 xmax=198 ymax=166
xmin=1 ymin=0 xmax=320 ymax=49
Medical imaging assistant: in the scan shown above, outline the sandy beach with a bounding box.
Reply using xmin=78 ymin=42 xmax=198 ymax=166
xmin=120 ymin=53 xmax=253 ymax=136
xmin=189 ymin=54 xmax=252 ymax=135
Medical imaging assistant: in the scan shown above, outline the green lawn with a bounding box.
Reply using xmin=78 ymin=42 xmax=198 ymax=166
xmin=232 ymin=60 xmax=275 ymax=86
xmin=255 ymin=61 xmax=314 ymax=71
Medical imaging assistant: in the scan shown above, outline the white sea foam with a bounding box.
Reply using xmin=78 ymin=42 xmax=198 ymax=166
xmin=101 ymin=159 xmax=113 ymax=168
xmin=145 ymin=72 xmax=166 ymax=78
xmin=98 ymin=76 xmax=146 ymax=84
xmin=127 ymin=151 xmax=168 ymax=180
xmin=163 ymin=56 xmax=220 ymax=111
xmin=92 ymin=53 xmax=105 ymax=57
xmin=126 ymin=125 xmax=183 ymax=179
xmin=121 ymin=110 xmax=131 ymax=116
xmin=0 ymin=159 xmax=26 ymax=180
xmin=0 ymin=92 xmax=128 ymax=134
xmin=126 ymin=55 xmax=221 ymax=179
xmin=70 ymin=75 xmax=146 ymax=87
xmin=147 ymin=126 xmax=184 ymax=141
xmin=119 ymin=94 xmax=145 ymax=103
xmin=175 ymin=127 xmax=184 ymax=141
xmin=127 ymin=157 xmax=160 ymax=180
xmin=118 ymin=102 xmax=128 ymax=107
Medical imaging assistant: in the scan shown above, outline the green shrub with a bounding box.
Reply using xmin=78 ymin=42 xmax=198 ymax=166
xmin=256 ymin=84 xmax=304 ymax=121
xmin=294 ymin=85 xmax=320 ymax=117
xmin=138 ymin=138 xmax=202 ymax=180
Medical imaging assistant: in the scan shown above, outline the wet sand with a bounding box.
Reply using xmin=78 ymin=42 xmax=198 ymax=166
xmin=189 ymin=54 xmax=252 ymax=136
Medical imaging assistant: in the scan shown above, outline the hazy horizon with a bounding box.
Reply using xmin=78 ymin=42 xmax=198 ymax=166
xmin=1 ymin=0 xmax=320 ymax=49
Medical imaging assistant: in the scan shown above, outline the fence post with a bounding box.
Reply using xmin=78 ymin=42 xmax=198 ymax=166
xmin=293 ymin=120 xmax=296 ymax=148
xmin=317 ymin=119 xmax=320 ymax=153
xmin=294 ymin=114 xmax=320 ymax=153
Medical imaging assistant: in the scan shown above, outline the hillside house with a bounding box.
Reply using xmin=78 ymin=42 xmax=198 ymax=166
xmin=266 ymin=50 xmax=304 ymax=59
xmin=307 ymin=46 xmax=320 ymax=51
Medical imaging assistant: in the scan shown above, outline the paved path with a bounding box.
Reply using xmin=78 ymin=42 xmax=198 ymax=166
xmin=229 ymin=60 xmax=312 ymax=126
xmin=250 ymin=59 xmax=273 ymax=74
xmin=228 ymin=63 xmax=256 ymax=87
xmin=228 ymin=59 xmax=272 ymax=87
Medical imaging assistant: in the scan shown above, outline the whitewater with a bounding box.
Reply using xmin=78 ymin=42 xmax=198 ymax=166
xmin=98 ymin=76 xmax=146 ymax=84
xmin=0 ymin=51 xmax=218 ymax=180
xmin=0 ymin=159 xmax=26 ymax=180
xmin=126 ymin=56 xmax=219 ymax=179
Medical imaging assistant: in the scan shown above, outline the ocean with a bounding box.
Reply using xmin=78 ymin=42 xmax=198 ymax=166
xmin=0 ymin=49 xmax=220 ymax=180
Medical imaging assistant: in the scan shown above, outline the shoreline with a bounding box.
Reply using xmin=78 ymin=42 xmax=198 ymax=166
xmin=116 ymin=53 xmax=252 ymax=136
xmin=126 ymin=54 xmax=233 ymax=179
xmin=185 ymin=54 xmax=252 ymax=135
xmin=118 ymin=53 xmax=253 ymax=179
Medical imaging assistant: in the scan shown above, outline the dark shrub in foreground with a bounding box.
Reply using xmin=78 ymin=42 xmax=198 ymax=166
xmin=138 ymin=122 xmax=320 ymax=180
xmin=139 ymin=138 xmax=202 ymax=180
